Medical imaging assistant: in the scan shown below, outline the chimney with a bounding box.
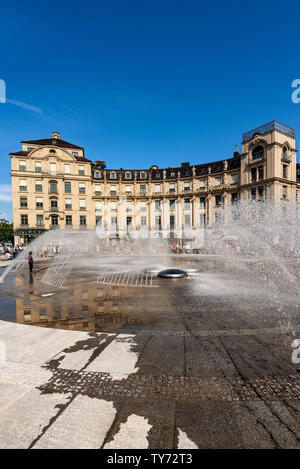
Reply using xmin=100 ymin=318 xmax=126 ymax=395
xmin=234 ymin=145 xmax=240 ymax=158
xmin=52 ymin=131 xmax=61 ymax=140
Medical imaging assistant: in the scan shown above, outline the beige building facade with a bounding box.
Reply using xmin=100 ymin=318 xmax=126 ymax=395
xmin=10 ymin=122 xmax=300 ymax=245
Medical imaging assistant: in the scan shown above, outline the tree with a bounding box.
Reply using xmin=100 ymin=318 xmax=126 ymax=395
xmin=0 ymin=223 xmax=14 ymax=243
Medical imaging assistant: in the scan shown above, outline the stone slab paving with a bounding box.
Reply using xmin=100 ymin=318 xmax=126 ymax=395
xmin=0 ymin=319 xmax=299 ymax=449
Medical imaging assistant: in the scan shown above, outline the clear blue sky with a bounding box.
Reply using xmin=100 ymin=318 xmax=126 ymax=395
xmin=1 ymin=0 xmax=300 ymax=222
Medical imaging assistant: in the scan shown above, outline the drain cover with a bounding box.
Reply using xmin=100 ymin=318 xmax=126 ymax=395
xmin=158 ymin=269 xmax=188 ymax=279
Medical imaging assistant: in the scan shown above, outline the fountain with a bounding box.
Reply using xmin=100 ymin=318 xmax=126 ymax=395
xmin=0 ymin=199 xmax=299 ymax=337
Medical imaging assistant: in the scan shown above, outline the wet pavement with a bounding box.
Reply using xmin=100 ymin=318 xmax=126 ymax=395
xmin=0 ymin=255 xmax=299 ymax=448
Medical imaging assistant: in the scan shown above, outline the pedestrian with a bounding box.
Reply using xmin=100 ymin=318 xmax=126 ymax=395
xmin=28 ymin=251 xmax=33 ymax=277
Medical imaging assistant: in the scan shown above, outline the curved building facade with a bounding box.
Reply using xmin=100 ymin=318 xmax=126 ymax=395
xmin=10 ymin=122 xmax=300 ymax=244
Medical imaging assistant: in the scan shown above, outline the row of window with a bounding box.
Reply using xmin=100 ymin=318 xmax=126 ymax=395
xmin=18 ymin=176 xmax=239 ymax=194
xmin=18 ymin=161 xmax=85 ymax=175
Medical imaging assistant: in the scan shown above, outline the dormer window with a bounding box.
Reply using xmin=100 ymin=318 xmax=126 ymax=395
xmin=110 ymin=172 xmax=117 ymax=179
xmin=140 ymin=172 xmax=146 ymax=179
xmin=252 ymin=145 xmax=264 ymax=160
xmin=125 ymin=172 xmax=132 ymax=179
xmin=155 ymin=172 xmax=161 ymax=179
xmin=72 ymin=152 xmax=79 ymax=156
xmin=27 ymin=147 xmax=35 ymax=152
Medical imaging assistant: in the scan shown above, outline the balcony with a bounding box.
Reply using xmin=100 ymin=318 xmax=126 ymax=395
xmin=281 ymin=153 xmax=292 ymax=163
xmin=50 ymin=206 xmax=58 ymax=212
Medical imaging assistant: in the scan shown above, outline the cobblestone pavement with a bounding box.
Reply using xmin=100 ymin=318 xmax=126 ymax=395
xmin=40 ymin=367 xmax=300 ymax=402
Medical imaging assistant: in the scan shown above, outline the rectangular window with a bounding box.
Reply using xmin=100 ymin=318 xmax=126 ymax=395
xmin=50 ymin=199 xmax=58 ymax=211
xmin=20 ymin=197 xmax=27 ymax=208
xmin=251 ymin=188 xmax=256 ymax=200
xmin=140 ymin=172 xmax=146 ymax=179
xmin=141 ymin=216 xmax=147 ymax=226
xmin=169 ymin=183 xmax=175 ymax=193
xmin=184 ymin=198 xmax=190 ymax=210
xmin=215 ymin=195 xmax=222 ymax=206
xmin=35 ymin=162 xmax=42 ymax=173
xmin=251 ymin=167 xmax=257 ymax=182
xmin=35 ymin=180 xmax=42 ymax=192
xmin=200 ymin=213 xmax=206 ymax=225
xmin=19 ymin=179 xmax=27 ymax=191
xmin=258 ymin=186 xmax=264 ymax=200
xmin=51 ymin=215 xmax=58 ymax=226
xmin=72 ymin=152 xmax=78 ymax=156
xmin=66 ymin=215 xmax=72 ymax=225
xmin=50 ymin=163 xmax=56 ymax=176
xmin=19 ymin=160 xmax=26 ymax=171
xmin=126 ymin=216 xmax=132 ymax=226
xmin=258 ymin=166 xmax=264 ymax=180
xmin=21 ymin=214 xmax=28 ymax=225
xmin=65 ymin=181 xmax=71 ymax=193
xmin=140 ymin=202 xmax=146 ymax=212
xmin=215 ymin=177 xmax=221 ymax=186
xmin=111 ymin=217 xmax=117 ymax=226
xmin=36 ymin=198 xmax=43 ymax=209
xmin=80 ymin=215 xmax=86 ymax=225
xmin=110 ymin=185 xmax=116 ymax=195
xmin=95 ymin=184 xmax=101 ymax=194
xmin=65 ymin=199 xmax=72 ymax=209
xmin=96 ymin=216 xmax=102 ymax=226
xmin=199 ymin=179 xmax=206 ymax=189
xmin=140 ymin=185 xmax=146 ymax=194
xmin=78 ymin=165 xmax=85 ymax=176
xmin=126 ymin=202 xmax=132 ymax=212
xmin=96 ymin=201 xmax=102 ymax=212
xmin=231 ymin=193 xmax=238 ymax=204
xmin=155 ymin=215 xmax=161 ymax=228
xmin=155 ymin=200 xmax=161 ymax=211
xmin=110 ymin=201 xmax=117 ymax=212
xmin=125 ymin=185 xmax=132 ymax=193
xmin=283 ymin=165 xmax=288 ymax=178
xmin=282 ymin=186 xmax=288 ymax=200
xmin=184 ymin=214 xmax=191 ymax=226
xmin=200 ymin=197 xmax=205 ymax=209
xmin=110 ymin=172 xmax=117 ymax=179
xmin=154 ymin=184 xmax=161 ymax=193
xmin=170 ymin=215 xmax=175 ymax=228
xmin=50 ymin=181 xmax=57 ymax=193
xmin=79 ymin=183 xmax=85 ymax=193
xmin=64 ymin=164 xmax=70 ymax=174
xmin=169 ymin=199 xmax=175 ymax=210
xmin=184 ymin=182 xmax=190 ymax=191
xmin=36 ymin=215 xmax=44 ymax=226
xmin=231 ymin=174 xmax=238 ymax=184
xmin=94 ymin=171 xmax=100 ymax=178
xmin=79 ymin=199 xmax=86 ymax=209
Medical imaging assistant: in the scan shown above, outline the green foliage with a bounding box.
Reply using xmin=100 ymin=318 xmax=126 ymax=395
xmin=0 ymin=223 xmax=14 ymax=243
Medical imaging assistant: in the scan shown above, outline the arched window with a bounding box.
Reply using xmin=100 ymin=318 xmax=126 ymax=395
xmin=252 ymin=146 xmax=264 ymax=160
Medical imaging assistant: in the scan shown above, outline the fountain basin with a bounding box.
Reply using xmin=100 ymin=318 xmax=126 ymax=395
xmin=157 ymin=269 xmax=188 ymax=279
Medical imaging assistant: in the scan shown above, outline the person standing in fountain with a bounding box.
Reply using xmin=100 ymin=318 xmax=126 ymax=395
xmin=28 ymin=251 xmax=33 ymax=277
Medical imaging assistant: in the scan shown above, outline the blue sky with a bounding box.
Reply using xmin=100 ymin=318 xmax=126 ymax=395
xmin=0 ymin=0 xmax=300 ymax=222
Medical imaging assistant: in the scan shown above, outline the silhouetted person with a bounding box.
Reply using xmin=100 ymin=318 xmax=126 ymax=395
xmin=28 ymin=251 xmax=33 ymax=277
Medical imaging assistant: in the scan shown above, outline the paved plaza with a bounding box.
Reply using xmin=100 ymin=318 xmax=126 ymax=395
xmin=0 ymin=255 xmax=299 ymax=449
